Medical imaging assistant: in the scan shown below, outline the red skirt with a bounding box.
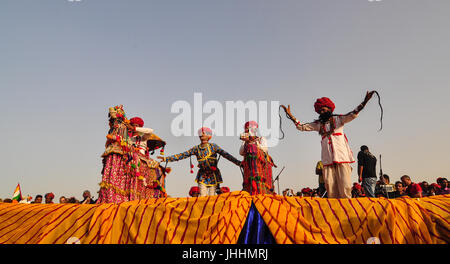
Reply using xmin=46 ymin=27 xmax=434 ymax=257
xmin=97 ymin=154 xmax=131 ymax=204
xmin=242 ymin=143 xmax=274 ymax=195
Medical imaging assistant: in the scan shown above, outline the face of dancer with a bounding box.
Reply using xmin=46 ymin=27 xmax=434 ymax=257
xmin=318 ymin=107 xmax=332 ymax=122
xmin=199 ymin=133 xmax=212 ymax=145
xmin=244 ymin=127 xmax=257 ymax=141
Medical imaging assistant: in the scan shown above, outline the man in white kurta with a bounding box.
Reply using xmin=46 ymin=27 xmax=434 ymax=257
xmin=281 ymin=92 xmax=374 ymax=198
xmin=294 ymin=111 xmax=357 ymax=198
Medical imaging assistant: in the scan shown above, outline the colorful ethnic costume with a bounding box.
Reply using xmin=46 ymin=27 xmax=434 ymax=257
xmin=164 ymin=127 xmax=241 ymax=197
xmin=293 ymin=98 xmax=359 ymax=199
xmin=97 ymin=106 xmax=167 ymax=204
xmin=128 ymin=117 xmax=168 ymax=200
xmin=239 ymin=121 xmax=275 ymax=195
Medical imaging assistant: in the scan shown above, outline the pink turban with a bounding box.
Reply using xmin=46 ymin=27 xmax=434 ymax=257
xmin=197 ymin=127 xmax=212 ymax=136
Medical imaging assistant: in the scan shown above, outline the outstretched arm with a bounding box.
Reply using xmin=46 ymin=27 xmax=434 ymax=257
xmin=212 ymin=144 xmax=242 ymax=166
xmin=340 ymin=91 xmax=376 ymax=125
xmin=281 ymin=104 xmax=319 ymax=132
xmin=353 ymin=91 xmax=375 ymax=114
xmin=158 ymin=147 xmax=195 ymax=162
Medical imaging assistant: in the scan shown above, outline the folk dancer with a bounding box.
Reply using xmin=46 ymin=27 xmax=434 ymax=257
xmin=125 ymin=116 xmax=162 ymax=200
xmin=281 ymin=91 xmax=375 ymax=198
xmin=158 ymin=127 xmax=242 ymax=197
xmin=239 ymin=121 xmax=276 ymax=195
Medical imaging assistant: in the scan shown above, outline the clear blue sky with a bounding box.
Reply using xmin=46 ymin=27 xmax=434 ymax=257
xmin=1 ymin=0 xmax=449 ymax=200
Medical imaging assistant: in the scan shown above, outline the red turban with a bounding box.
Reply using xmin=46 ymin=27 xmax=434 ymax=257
xmin=244 ymin=121 xmax=258 ymax=129
xmin=129 ymin=117 xmax=144 ymax=127
xmin=45 ymin=193 xmax=54 ymax=199
xmin=314 ymin=97 xmax=335 ymax=114
xmin=189 ymin=186 xmax=200 ymax=196
xmin=353 ymin=183 xmax=362 ymax=190
xmin=220 ymin=187 xmax=230 ymax=193
xmin=301 ymin=188 xmax=312 ymax=194
xmin=197 ymin=127 xmax=212 ymax=136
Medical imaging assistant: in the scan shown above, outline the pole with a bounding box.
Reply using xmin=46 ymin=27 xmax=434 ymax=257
xmin=272 ymin=166 xmax=285 ymax=195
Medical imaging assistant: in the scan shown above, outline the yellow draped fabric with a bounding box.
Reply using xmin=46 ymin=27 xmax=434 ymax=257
xmin=252 ymin=194 xmax=449 ymax=244
xmin=0 ymin=192 xmax=448 ymax=244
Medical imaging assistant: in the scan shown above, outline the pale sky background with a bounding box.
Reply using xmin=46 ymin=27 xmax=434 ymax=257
xmin=1 ymin=0 xmax=449 ymax=200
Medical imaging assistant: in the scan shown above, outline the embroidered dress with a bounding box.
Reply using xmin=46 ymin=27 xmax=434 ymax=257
xmin=165 ymin=143 xmax=241 ymax=187
xmin=240 ymin=138 xmax=275 ymax=195
xmin=129 ymin=127 xmax=156 ymax=200
xmin=97 ymin=107 xmax=132 ymax=203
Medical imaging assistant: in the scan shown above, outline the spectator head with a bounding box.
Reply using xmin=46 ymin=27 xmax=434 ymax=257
xmin=67 ymin=197 xmax=79 ymax=203
xmin=34 ymin=195 xmax=43 ymax=204
xmin=395 ymin=181 xmax=404 ymax=192
xmin=220 ymin=186 xmax=230 ymax=194
xmin=82 ymin=190 xmax=91 ymax=199
xmin=59 ymin=196 xmax=66 ymax=204
xmin=430 ymin=183 xmax=440 ymax=194
xmin=44 ymin=193 xmax=55 ymax=204
xmin=353 ymin=183 xmax=362 ymax=191
xmin=437 ymin=177 xmax=448 ymax=189
xmin=312 ymin=189 xmax=319 ymax=197
xmin=360 ymin=145 xmax=369 ymax=152
xmin=420 ymin=181 xmax=429 ymax=190
xmin=189 ymin=186 xmax=199 ymax=197
xmin=3 ymin=198 xmax=12 ymax=203
xmin=400 ymin=175 xmax=412 ymax=186
xmin=301 ymin=188 xmax=313 ymax=196
xmin=381 ymin=174 xmax=390 ymax=184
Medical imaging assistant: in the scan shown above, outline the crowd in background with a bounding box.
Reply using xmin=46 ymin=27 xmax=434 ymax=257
xmin=284 ymin=175 xmax=449 ymax=199
xmin=1 ymin=173 xmax=449 ymax=204
xmin=0 ymin=190 xmax=97 ymax=204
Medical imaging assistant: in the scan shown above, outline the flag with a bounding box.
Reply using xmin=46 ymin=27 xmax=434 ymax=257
xmin=12 ymin=183 xmax=22 ymax=201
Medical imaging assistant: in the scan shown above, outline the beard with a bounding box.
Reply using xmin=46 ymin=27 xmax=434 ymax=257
xmin=318 ymin=111 xmax=333 ymax=122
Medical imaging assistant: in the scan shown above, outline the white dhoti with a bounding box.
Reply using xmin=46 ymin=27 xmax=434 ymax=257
xmin=323 ymin=163 xmax=353 ymax=199
xmin=199 ymin=183 xmax=216 ymax=197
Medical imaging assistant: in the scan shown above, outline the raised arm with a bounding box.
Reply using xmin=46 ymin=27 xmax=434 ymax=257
xmin=281 ymin=104 xmax=319 ymax=132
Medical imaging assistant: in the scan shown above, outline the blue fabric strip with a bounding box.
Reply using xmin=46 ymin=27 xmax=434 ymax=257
xmin=237 ymin=202 xmax=276 ymax=244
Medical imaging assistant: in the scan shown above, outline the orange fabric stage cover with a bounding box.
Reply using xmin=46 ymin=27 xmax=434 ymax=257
xmin=0 ymin=192 xmax=448 ymax=244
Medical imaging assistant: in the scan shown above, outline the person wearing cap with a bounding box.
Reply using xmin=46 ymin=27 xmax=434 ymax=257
xmin=158 ymin=127 xmax=242 ymax=197
xmin=281 ymin=91 xmax=375 ymax=199
xmin=239 ymin=121 xmax=276 ymax=195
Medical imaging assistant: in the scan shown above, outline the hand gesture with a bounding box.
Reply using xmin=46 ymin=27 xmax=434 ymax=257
xmin=363 ymin=91 xmax=375 ymax=104
xmin=281 ymin=104 xmax=295 ymax=120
